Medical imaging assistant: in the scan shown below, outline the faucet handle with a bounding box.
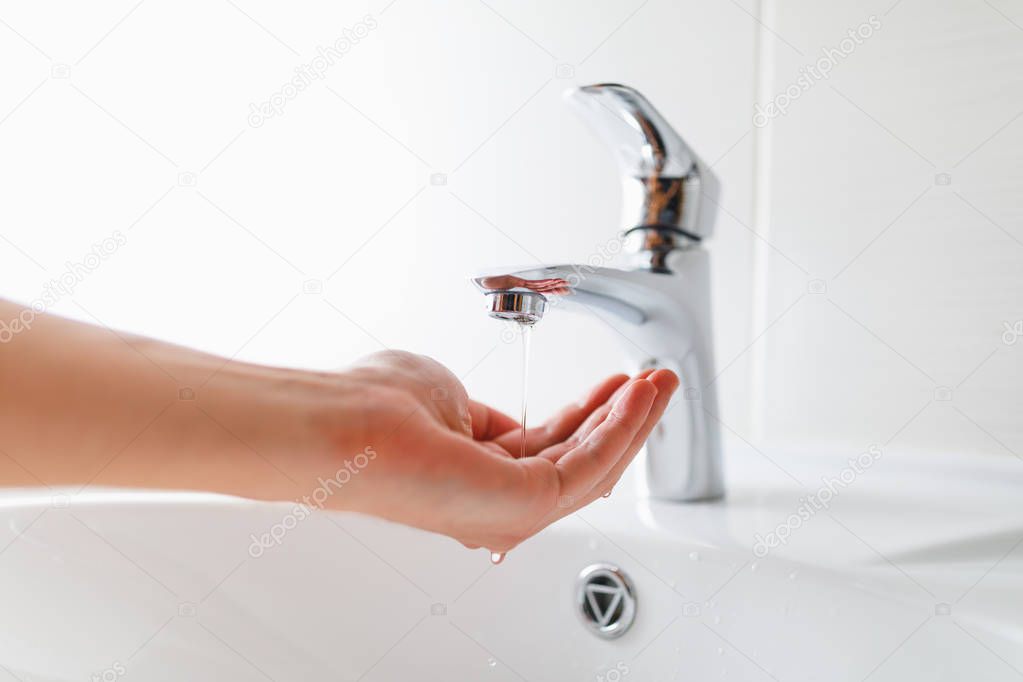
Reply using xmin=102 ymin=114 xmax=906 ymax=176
xmin=567 ymin=84 xmax=695 ymax=177
xmin=565 ymin=84 xmax=718 ymax=269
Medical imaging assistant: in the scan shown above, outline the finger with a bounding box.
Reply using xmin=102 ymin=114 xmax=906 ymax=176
xmin=568 ymin=369 xmax=655 ymax=443
xmin=538 ymin=369 xmax=655 ymax=464
xmin=492 ymin=375 xmax=673 ymax=545
xmin=492 ymin=373 xmax=629 ymax=456
xmin=554 ymin=380 xmax=657 ymax=499
xmin=467 ymin=400 xmax=520 ymax=441
xmin=492 ymin=373 xmax=629 ymax=455
xmin=575 ymin=369 xmax=679 ymax=504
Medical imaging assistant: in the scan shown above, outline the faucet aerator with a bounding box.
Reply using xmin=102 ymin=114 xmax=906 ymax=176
xmin=485 ymin=291 xmax=547 ymax=326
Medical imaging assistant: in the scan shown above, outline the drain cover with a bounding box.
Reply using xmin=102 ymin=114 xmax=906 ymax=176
xmin=576 ymin=563 xmax=636 ymax=639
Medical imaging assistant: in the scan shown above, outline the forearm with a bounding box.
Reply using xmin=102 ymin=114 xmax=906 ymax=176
xmin=0 ymin=300 xmax=340 ymax=500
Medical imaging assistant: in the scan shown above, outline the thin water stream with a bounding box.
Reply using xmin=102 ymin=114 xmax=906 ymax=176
xmin=518 ymin=323 xmax=532 ymax=459
xmin=490 ymin=319 xmax=536 ymax=566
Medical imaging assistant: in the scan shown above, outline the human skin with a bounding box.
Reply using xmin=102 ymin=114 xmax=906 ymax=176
xmin=0 ymin=299 xmax=678 ymax=552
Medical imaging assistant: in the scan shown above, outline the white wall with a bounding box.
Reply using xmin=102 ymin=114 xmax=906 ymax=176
xmin=0 ymin=0 xmax=1016 ymax=458
xmin=754 ymin=0 xmax=1023 ymax=458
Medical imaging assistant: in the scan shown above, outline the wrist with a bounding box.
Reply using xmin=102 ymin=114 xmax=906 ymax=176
xmin=194 ymin=359 xmax=378 ymax=509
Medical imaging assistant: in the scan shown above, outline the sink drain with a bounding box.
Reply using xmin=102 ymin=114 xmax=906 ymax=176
xmin=576 ymin=563 xmax=636 ymax=639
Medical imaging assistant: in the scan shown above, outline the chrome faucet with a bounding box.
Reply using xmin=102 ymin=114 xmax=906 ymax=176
xmin=473 ymin=83 xmax=723 ymax=502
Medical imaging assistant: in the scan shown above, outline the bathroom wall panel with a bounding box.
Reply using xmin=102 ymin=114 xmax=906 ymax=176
xmin=758 ymin=0 xmax=1023 ymax=456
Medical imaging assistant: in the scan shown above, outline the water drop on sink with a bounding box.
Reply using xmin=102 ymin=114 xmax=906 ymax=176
xmin=602 ymin=489 xmax=612 ymax=498
xmin=688 ymin=551 xmax=700 ymax=561
xmin=488 ymin=657 xmax=497 ymax=668
xmin=490 ymin=552 xmax=505 ymax=565
xmin=750 ymin=562 xmax=759 ymax=572
xmin=788 ymin=570 xmax=798 ymax=581
xmin=717 ymin=647 xmax=725 ymax=656
xmin=587 ymin=538 xmax=598 ymax=551
xmin=713 ymin=615 xmax=722 ymax=625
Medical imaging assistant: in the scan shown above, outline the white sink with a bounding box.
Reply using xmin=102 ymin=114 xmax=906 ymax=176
xmin=1 ymin=439 xmax=1020 ymax=681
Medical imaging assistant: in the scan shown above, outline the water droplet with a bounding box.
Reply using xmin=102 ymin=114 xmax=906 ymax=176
xmin=602 ymin=489 xmax=612 ymax=498
xmin=488 ymin=658 xmax=497 ymax=668
xmin=688 ymin=551 xmax=700 ymax=561
xmin=587 ymin=538 xmax=599 ymax=551
xmin=788 ymin=570 xmax=798 ymax=581
xmin=713 ymin=615 xmax=722 ymax=625
xmin=750 ymin=562 xmax=759 ymax=572
xmin=490 ymin=552 xmax=505 ymax=565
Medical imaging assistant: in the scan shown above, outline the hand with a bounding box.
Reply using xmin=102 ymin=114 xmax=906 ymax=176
xmin=329 ymin=351 xmax=679 ymax=552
